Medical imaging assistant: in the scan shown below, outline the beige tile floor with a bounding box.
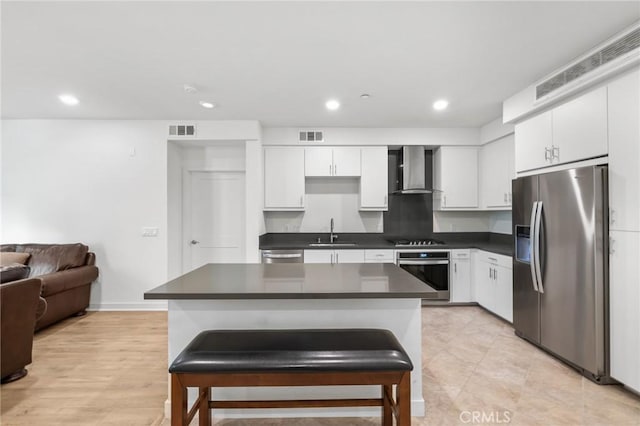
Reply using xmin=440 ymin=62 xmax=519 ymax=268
xmin=1 ymin=307 xmax=639 ymax=425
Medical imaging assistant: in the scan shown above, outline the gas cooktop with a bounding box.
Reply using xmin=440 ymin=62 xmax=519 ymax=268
xmin=391 ymin=238 xmax=445 ymax=247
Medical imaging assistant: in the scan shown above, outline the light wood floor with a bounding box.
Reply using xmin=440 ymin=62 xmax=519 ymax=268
xmin=2 ymin=307 xmax=639 ymax=425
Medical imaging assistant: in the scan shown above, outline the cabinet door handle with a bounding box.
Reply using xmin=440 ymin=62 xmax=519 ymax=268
xmin=336 ymin=252 xmax=339 ymax=264
xmin=300 ymin=195 xmax=303 ymax=206
xmin=454 ymin=263 xmax=457 ymax=273
xmin=610 ymin=208 xmax=615 ymax=225
xmin=330 ymin=253 xmax=334 ymax=264
xmin=504 ymin=193 xmax=508 ymax=203
xmin=552 ymin=145 xmax=560 ymax=161
xmin=384 ymin=195 xmax=387 ymax=206
xmin=544 ymin=147 xmax=551 ymax=161
xmin=609 ymin=237 xmax=615 ymax=254
xmin=334 ymin=164 xmax=337 ymax=175
xmin=489 ymin=268 xmax=492 ymax=279
xmin=329 ymin=164 xmax=332 ymax=175
xmin=494 ymin=268 xmax=497 ymax=280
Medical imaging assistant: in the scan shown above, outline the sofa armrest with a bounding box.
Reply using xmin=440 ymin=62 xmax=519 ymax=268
xmin=39 ymin=265 xmax=99 ymax=297
xmin=1 ymin=278 xmax=42 ymax=379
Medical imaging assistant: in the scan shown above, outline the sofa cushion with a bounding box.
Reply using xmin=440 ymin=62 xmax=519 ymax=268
xmin=16 ymin=244 xmax=88 ymax=277
xmin=0 ymin=264 xmax=31 ymax=284
xmin=0 ymin=252 xmax=31 ymax=267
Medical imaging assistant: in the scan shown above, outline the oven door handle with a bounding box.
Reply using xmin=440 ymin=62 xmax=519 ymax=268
xmin=397 ymin=260 xmax=449 ymax=265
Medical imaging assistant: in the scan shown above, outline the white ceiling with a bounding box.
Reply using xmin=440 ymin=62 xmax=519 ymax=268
xmin=2 ymin=1 xmax=639 ymax=127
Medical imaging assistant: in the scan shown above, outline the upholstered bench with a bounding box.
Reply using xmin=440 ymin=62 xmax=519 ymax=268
xmin=169 ymin=329 xmax=413 ymax=426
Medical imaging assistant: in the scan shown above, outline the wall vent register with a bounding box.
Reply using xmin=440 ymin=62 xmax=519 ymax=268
xmin=169 ymin=124 xmax=196 ymax=137
xmin=536 ymin=26 xmax=640 ymax=99
xmin=299 ymin=130 xmax=324 ymax=142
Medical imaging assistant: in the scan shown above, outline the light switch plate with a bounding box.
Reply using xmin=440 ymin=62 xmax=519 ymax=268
xmin=142 ymin=227 xmax=159 ymax=237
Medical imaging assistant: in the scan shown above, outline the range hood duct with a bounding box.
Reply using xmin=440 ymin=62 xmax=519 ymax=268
xmin=395 ymin=146 xmax=433 ymax=194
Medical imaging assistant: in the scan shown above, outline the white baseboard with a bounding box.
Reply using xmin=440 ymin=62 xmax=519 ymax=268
xmin=88 ymin=302 xmax=168 ymax=311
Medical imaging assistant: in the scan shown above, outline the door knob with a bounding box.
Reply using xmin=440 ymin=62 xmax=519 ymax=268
xmin=190 ymin=240 xmax=200 ymax=245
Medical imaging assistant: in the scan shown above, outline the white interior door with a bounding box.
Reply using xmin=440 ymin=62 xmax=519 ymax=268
xmin=185 ymin=171 xmax=245 ymax=271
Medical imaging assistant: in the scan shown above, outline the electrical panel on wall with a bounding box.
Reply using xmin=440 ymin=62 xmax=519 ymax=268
xmin=299 ymin=130 xmax=324 ymax=143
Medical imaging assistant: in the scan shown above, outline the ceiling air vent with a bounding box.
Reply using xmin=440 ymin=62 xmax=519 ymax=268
xmin=299 ymin=130 xmax=324 ymax=143
xmin=168 ymin=124 xmax=196 ymax=137
xmin=536 ymin=27 xmax=640 ymax=100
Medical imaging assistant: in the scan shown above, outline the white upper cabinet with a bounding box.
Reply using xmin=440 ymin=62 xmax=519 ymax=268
xmin=360 ymin=147 xmax=388 ymax=211
xmin=514 ymin=110 xmax=553 ymax=172
xmin=608 ymin=69 xmax=640 ymax=232
xmin=552 ymin=86 xmax=608 ymax=165
xmin=434 ymin=147 xmax=478 ymax=209
xmin=305 ymin=147 xmax=361 ymax=177
xmin=480 ymin=135 xmax=514 ymax=208
xmin=514 ymin=86 xmax=608 ymax=173
xmin=263 ymin=147 xmax=305 ymax=210
xmin=304 ymin=147 xmax=333 ymax=176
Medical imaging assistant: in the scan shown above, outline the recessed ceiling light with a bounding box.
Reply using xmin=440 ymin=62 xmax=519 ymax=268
xmin=360 ymin=94 xmax=371 ymax=99
xmin=325 ymin=99 xmax=340 ymax=111
xmin=433 ymin=99 xmax=449 ymax=111
xmin=199 ymin=101 xmax=216 ymax=109
xmin=58 ymin=94 xmax=79 ymax=106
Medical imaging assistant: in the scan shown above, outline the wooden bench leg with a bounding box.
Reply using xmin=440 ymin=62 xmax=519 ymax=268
xmin=396 ymin=372 xmax=411 ymax=426
xmin=199 ymin=386 xmax=211 ymax=426
xmin=382 ymin=384 xmax=393 ymax=426
xmin=171 ymin=374 xmax=188 ymax=426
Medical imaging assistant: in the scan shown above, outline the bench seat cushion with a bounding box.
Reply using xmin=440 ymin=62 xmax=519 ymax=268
xmin=169 ymin=329 xmax=413 ymax=374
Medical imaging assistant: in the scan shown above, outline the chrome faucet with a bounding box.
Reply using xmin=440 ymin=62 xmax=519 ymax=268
xmin=330 ymin=218 xmax=338 ymax=243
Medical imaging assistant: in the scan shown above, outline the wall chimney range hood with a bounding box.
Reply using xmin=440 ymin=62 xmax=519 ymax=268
xmin=394 ymin=146 xmax=433 ymax=194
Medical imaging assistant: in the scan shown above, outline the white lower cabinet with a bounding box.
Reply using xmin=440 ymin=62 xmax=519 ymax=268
xmin=450 ymin=250 xmax=472 ymax=302
xmin=304 ymin=249 xmax=365 ymax=264
xmin=609 ymin=230 xmax=640 ymax=393
xmin=472 ymin=251 xmax=513 ymax=322
xmin=364 ymin=249 xmax=395 ymax=263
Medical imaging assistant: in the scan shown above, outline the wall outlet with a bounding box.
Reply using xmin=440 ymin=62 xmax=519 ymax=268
xmin=142 ymin=227 xmax=159 ymax=237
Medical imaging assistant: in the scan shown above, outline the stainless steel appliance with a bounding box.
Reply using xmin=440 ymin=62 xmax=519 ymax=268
xmin=392 ymin=146 xmax=434 ymax=194
xmin=395 ymin=250 xmax=449 ymax=300
xmin=261 ymin=249 xmax=304 ymax=263
xmin=391 ymin=238 xmax=445 ymax=247
xmin=512 ymin=165 xmax=611 ymax=383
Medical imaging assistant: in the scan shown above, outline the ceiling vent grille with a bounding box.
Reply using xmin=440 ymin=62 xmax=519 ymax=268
xmin=168 ymin=124 xmax=196 ymax=137
xmin=299 ymin=130 xmax=324 ymax=142
xmin=536 ymin=27 xmax=640 ymax=99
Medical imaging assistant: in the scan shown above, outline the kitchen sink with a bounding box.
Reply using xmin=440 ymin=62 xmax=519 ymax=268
xmin=308 ymin=242 xmax=357 ymax=247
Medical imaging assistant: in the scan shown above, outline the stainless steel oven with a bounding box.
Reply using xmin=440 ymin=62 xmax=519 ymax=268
xmin=396 ymin=250 xmax=450 ymax=301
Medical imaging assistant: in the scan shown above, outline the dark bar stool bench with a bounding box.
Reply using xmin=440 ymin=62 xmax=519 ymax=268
xmin=169 ymin=328 xmax=413 ymax=426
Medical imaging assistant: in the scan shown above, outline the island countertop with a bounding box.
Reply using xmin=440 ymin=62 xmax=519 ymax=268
xmin=144 ymin=263 xmax=437 ymax=300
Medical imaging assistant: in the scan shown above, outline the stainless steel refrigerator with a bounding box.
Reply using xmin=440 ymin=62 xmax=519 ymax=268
xmin=512 ymin=164 xmax=611 ymax=383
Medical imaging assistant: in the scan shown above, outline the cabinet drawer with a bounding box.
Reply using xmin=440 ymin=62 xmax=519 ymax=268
xmin=477 ymin=250 xmax=512 ymax=269
xmin=451 ymin=249 xmax=471 ymax=259
xmin=364 ymin=249 xmax=395 ymax=263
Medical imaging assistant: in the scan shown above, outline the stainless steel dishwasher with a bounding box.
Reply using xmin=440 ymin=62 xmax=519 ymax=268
xmin=261 ymin=249 xmax=304 ymax=263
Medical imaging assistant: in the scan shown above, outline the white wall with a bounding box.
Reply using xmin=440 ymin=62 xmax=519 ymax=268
xmin=2 ymin=119 xmax=262 ymax=310
xmin=433 ymin=211 xmax=512 ymax=235
xmin=2 ymin=120 xmax=169 ymax=310
xmin=264 ymin=178 xmax=383 ymax=233
xmin=263 ymin=127 xmax=480 ymax=146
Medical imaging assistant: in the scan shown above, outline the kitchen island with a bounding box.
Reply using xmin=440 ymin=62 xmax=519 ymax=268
xmin=145 ymin=263 xmax=435 ymax=420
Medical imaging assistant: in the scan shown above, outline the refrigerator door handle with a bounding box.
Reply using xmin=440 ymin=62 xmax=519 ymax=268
xmin=534 ymin=201 xmax=544 ymax=293
xmin=529 ymin=201 xmax=540 ymax=292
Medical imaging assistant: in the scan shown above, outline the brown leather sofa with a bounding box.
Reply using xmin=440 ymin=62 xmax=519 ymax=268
xmin=0 ymin=243 xmax=99 ymax=331
xmin=0 ymin=277 xmax=43 ymax=382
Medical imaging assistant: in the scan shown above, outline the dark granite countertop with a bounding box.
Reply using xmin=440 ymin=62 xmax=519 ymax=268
xmin=144 ymin=263 xmax=438 ymax=300
xmin=259 ymin=233 xmax=513 ymax=257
